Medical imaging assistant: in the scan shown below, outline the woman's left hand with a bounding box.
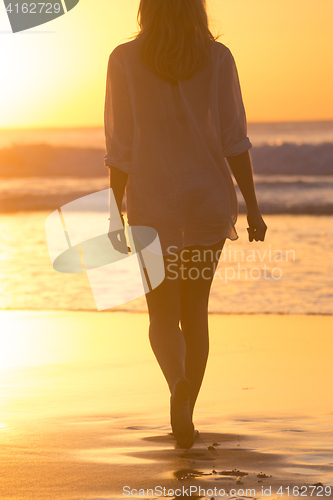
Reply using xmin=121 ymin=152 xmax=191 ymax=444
xmin=247 ymin=207 xmax=267 ymax=242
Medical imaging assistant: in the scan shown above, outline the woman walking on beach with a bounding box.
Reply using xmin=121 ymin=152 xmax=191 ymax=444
xmin=105 ymin=0 xmax=267 ymax=449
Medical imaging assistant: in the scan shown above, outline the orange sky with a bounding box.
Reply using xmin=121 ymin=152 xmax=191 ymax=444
xmin=0 ymin=0 xmax=332 ymax=128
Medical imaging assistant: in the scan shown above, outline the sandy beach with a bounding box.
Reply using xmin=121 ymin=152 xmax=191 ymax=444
xmin=0 ymin=311 xmax=332 ymax=499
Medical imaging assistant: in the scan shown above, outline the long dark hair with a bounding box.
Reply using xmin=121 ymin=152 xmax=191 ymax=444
xmin=131 ymin=0 xmax=221 ymax=84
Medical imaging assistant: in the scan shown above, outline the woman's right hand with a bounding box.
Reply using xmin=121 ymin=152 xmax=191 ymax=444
xmin=246 ymin=207 xmax=267 ymax=242
xmin=108 ymin=215 xmax=131 ymax=254
xmin=108 ymin=227 xmax=130 ymax=254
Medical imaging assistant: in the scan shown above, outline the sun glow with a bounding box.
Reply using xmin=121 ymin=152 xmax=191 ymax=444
xmin=0 ymin=0 xmax=333 ymax=126
xmin=0 ymin=312 xmax=44 ymax=369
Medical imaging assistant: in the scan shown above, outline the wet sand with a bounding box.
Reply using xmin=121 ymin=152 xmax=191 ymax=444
xmin=0 ymin=311 xmax=332 ymax=499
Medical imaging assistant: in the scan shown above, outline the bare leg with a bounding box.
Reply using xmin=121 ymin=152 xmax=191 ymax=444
xmin=180 ymin=239 xmax=225 ymax=417
xmin=146 ymin=252 xmax=196 ymax=446
xmin=146 ymin=257 xmax=185 ymax=394
xmin=145 ymin=238 xmax=225 ymax=446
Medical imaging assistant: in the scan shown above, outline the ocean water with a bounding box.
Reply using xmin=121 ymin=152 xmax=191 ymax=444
xmin=0 ymin=121 xmax=332 ymax=314
xmin=0 ymin=212 xmax=332 ymax=314
xmin=1 ymin=120 xmax=333 ymax=149
xmin=1 ymin=121 xmax=333 ymax=214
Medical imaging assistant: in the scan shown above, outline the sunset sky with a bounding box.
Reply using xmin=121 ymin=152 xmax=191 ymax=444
xmin=0 ymin=0 xmax=332 ymax=128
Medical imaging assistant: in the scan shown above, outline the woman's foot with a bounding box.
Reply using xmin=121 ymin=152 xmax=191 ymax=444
xmin=170 ymin=378 xmax=195 ymax=448
xmin=178 ymin=429 xmax=199 ymax=449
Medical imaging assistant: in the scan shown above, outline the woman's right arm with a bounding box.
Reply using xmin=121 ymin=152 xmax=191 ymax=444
xmin=226 ymin=151 xmax=267 ymax=241
xmin=104 ymin=50 xmax=133 ymax=253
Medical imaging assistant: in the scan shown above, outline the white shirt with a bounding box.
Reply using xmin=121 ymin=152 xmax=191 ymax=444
xmin=104 ymin=38 xmax=252 ymax=254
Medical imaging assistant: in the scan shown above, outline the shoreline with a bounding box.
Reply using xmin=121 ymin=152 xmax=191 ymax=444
xmin=1 ymin=308 xmax=333 ymax=315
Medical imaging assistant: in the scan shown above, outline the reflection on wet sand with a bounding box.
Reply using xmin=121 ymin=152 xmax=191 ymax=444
xmin=0 ymin=311 xmax=332 ymax=499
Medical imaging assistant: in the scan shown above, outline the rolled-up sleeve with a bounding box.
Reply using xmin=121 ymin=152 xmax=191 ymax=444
xmin=104 ymin=51 xmax=134 ymax=173
xmin=218 ymin=48 xmax=252 ymax=157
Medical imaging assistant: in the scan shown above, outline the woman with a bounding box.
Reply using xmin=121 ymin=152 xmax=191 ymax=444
xmin=105 ymin=0 xmax=267 ymax=449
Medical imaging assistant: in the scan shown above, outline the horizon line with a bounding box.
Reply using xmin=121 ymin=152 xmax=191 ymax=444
xmin=1 ymin=118 xmax=333 ymax=132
